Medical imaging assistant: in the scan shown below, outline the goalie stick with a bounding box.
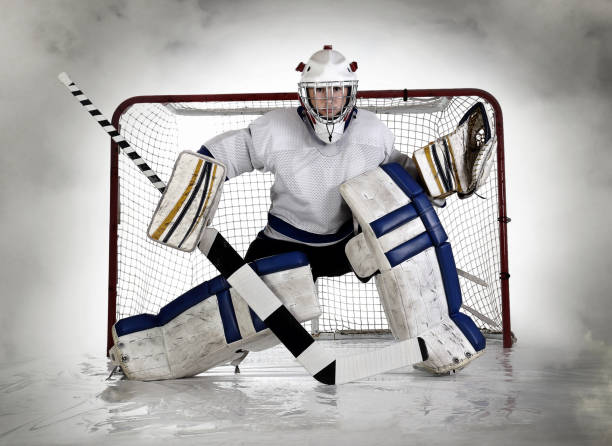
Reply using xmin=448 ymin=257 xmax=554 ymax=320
xmin=58 ymin=72 xmax=428 ymax=384
xmin=58 ymin=72 xmax=167 ymax=193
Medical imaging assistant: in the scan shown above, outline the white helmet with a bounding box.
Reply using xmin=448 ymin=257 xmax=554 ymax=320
xmin=296 ymin=45 xmax=358 ymax=144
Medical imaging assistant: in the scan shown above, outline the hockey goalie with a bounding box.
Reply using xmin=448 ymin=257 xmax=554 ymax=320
xmin=109 ymin=45 xmax=494 ymax=380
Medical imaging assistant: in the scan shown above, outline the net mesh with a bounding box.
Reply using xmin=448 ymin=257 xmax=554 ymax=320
xmin=113 ymin=93 xmax=503 ymax=337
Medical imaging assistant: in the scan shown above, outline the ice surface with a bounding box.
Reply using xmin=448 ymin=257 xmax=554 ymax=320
xmin=1 ymin=339 xmax=611 ymax=446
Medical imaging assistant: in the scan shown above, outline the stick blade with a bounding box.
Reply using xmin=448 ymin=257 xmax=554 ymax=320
xmin=334 ymin=336 xmax=428 ymax=384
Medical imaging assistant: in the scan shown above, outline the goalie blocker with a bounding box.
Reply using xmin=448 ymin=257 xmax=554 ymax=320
xmin=148 ymin=151 xmax=226 ymax=252
xmin=340 ymin=163 xmax=486 ymax=375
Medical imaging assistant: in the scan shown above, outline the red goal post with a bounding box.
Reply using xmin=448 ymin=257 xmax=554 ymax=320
xmin=107 ymin=89 xmax=512 ymax=354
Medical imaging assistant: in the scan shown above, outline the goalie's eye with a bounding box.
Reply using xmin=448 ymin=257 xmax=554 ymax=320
xmin=314 ymin=86 xmax=344 ymax=96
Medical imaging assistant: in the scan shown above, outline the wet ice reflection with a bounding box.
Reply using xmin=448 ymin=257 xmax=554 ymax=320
xmin=1 ymin=338 xmax=611 ymax=445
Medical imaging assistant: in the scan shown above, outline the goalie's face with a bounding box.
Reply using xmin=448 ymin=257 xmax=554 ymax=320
xmin=297 ymin=78 xmax=358 ymax=144
xmin=307 ymin=85 xmax=349 ymax=120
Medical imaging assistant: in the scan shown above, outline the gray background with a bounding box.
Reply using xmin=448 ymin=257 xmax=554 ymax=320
xmin=1 ymin=0 xmax=611 ymax=363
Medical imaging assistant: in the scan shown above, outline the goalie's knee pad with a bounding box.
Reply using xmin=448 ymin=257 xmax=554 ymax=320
xmin=340 ymin=164 xmax=485 ymax=375
xmin=109 ymin=252 xmax=320 ymax=380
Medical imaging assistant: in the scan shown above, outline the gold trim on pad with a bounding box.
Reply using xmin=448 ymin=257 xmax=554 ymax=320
xmin=424 ymin=143 xmax=445 ymax=196
xmin=151 ymin=159 xmax=204 ymax=240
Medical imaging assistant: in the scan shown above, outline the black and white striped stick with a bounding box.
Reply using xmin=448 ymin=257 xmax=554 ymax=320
xmin=58 ymin=72 xmax=167 ymax=193
xmin=59 ymin=72 xmax=428 ymax=384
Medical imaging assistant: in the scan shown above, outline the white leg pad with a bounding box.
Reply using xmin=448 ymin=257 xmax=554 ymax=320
xmin=375 ymin=253 xmax=479 ymax=375
xmin=341 ymin=164 xmax=486 ymax=375
xmin=110 ymin=253 xmax=320 ymax=380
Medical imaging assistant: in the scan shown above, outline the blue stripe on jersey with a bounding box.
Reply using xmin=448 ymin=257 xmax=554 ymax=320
xmin=267 ymin=214 xmax=353 ymax=244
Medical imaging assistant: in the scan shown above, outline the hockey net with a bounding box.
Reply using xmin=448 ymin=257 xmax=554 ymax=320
xmin=108 ymin=89 xmax=511 ymax=353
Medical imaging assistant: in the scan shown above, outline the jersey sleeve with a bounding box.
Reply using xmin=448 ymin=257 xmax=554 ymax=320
xmin=199 ymin=128 xmax=264 ymax=179
xmin=361 ymin=112 xmax=422 ymax=188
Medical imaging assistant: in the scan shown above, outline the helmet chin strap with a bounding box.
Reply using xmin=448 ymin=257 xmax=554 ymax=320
xmin=297 ymin=99 xmax=351 ymax=145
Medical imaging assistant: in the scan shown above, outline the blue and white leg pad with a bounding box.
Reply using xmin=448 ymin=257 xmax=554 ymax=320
xmin=109 ymin=252 xmax=320 ymax=381
xmin=340 ymin=163 xmax=486 ymax=374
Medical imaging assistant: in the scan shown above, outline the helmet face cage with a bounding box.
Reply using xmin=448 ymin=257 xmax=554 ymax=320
xmin=298 ymin=79 xmax=358 ymax=130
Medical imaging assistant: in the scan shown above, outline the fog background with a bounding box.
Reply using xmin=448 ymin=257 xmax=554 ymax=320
xmin=1 ymin=0 xmax=611 ymax=363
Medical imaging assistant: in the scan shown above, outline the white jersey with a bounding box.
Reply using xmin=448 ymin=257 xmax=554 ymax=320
xmin=200 ymin=107 xmax=409 ymax=246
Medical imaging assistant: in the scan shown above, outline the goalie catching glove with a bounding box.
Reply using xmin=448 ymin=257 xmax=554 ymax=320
xmin=148 ymin=151 xmax=226 ymax=252
xmin=412 ymin=102 xmax=496 ymax=200
xmin=340 ymin=164 xmax=486 ymax=375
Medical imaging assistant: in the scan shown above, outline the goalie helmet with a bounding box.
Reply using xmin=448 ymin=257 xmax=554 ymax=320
xmin=296 ymin=45 xmax=358 ymax=144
